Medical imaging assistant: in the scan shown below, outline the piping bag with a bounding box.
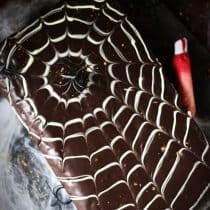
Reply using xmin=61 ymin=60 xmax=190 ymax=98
xmin=173 ymin=38 xmax=196 ymax=117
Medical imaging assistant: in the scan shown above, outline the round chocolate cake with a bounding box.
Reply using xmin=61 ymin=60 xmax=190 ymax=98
xmin=0 ymin=0 xmax=210 ymax=209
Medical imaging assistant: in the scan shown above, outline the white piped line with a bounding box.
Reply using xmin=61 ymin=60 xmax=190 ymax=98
xmin=134 ymin=90 xmax=143 ymax=112
xmin=172 ymin=111 xmax=179 ymax=139
xmin=67 ymin=16 xmax=94 ymax=26
xmin=102 ymin=96 xmax=115 ymax=111
xmin=136 ymin=182 xmax=153 ymax=204
xmin=0 ymin=39 xmax=7 ymax=55
xmin=43 ymin=16 xmax=65 ymax=26
xmin=116 ymin=203 xmax=136 ymax=210
xmin=38 ymin=84 xmax=60 ymax=102
xmin=119 ymin=150 xmax=134 ymax=165
xmin=60 ymin=175 xmax=94 ymax=183
xmin=189 ymin=182 xmax=210 ymax=210
xmin=93 ymin=23 xmax=110 ymax=36
xmin=98 ymin=180 xmax=127 ymax=197
xmin=19 ymin=75 xmax=29 ymax=98
xmin=21 ymin=55 xmax=34 ymax=74
xmin=50 ymin=33 xmax=67 ymax=43
xmin=183 ymin=117 xmax=191 ymax=146
xmin=63 ymin=155 xmax=90 ymax=163
xmin=124 ymin=17 xmax=154 ymax=63
xmin=66 ymin=4 xmax=99 ymax=10
xmin=127 ymin=164 xmax=142 ymax=183
xmin=141 ymin=129 xmax=160 ymax=165
xmin=14 ymin=19 xmax=39 ymax=40
xmin=110 ymin=80 xmax=120 ymax=97
xmin=110 ymin=136 xmax=123 ymax=148
xmin=144 ymin=194 xmax=162 ymax=210
xmin=120 ymin=23 xmax=144 ymax=64
xmin=100 ymin=121 xmax=112 ymax=130
xmin=174 ymin=94 xmax=179 ymax=109
xmin=132 ymin=121 xmax=149 ymax=151
xmin=107 ymin=36 xmax=129 ymax=62
xmin=112 ymin=105 xmax=127 ymax=123
xmin=151 ymin=66 xmax=156 ymax=95
xmin=41 ymin=5 xmax=64 ymax=19
xmin=145 ymin=96 xmax=155 ymax=120
xmin=46 ymin=52 xmax=58 ymax=65
xmin=105 ymin=2 xmax=125 ymax=17
xmin=156 ymin=102 xmax=168 ymax=128
xmin=6 ymin=44 xmax=17 ymax=69
xmin=202 ymin=143 xmax=210 ymax=163
xmin=41 ymin=137 xmax=63 ymax=143
xmin=64 ymin=118 xmax=83 ymax=129
xmin=93 ymin=107 xmax=104 ymax=116
xmin=47 ymin=121 xmax=63 ymax=129
xmin=85 ymin=126 xmax=100 ymax=136
xmin=87 ymin=35 xmax=103 ymax=45
xmin=94 ymin=0 xmax=105 ymax=2
xmin=18 ymin=22 xmax=43 ymax=44
xmin=99 ymin=41 xmax=116 ymax=63
xmin=70 ymin=194 xmax=98 ymax=201
xmin=102 ymin=9 xmax=120 ymax=23
xmin=64 ymin=133 xmax=84 ymax=144
xmin=83 ymin=113 xmax=93 ymax=121
xmin=93 ymin=0 xmax=105 ymax=3
xmin=67 ymin=32 xmax=88 ymax=40
xmin=159 ymin=67 xmax=165 ymax=100
xmin=58 ymin=175 xmax=94 ymax=183
xmin=90 ymin=146 xmax=112 ymax=161
xmin=124 ymin=87 xmax=135 ymax=105
xmin=29 ymin=39 xmax=51 ymax=55
xmin=171 ymin=161 xmax=202 ymax=208
xmin=153 ymin=139 xmax=176 ymax=181
xmin=161 ymin=148 xmax=187 ymax=195
xmin=94 ymin=162 xmax=120 ymax=180
xmin=37 ymin=77 xmax=49 ymax=90
xmin=122 ymin=113 xmax=138 ymax=137
xmin=125 ymin=64 xmax=134 ymax=85
xmin=138 ymin=64 xmax=145 ymax=89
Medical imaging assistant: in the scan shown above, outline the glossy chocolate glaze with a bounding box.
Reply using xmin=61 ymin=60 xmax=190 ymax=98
xmin=0 ymin=0 xmax=210 ymax=209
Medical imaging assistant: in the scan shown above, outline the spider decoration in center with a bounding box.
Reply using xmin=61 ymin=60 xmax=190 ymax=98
xmin=52 ymin=58 xmax=92 ymax=97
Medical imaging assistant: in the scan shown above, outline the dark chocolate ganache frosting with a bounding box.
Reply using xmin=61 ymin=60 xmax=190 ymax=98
xmin=0 ymin=0 xmax=210 ymax=209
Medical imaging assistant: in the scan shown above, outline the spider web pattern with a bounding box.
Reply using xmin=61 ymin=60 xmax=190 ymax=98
xmin=0 ymin=0 xmax=210 ymax=209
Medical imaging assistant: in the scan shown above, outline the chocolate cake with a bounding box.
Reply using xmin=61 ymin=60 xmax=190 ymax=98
xmin=0 ymin=0 xmax=210 ymax=209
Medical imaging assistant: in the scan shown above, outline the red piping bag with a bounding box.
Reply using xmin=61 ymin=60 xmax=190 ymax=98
xmin=172 ymin=38 xmax=196 ymax=117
